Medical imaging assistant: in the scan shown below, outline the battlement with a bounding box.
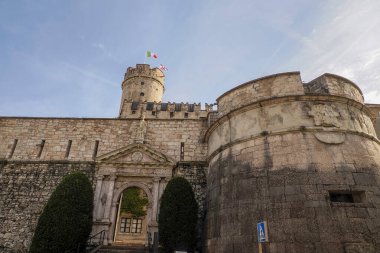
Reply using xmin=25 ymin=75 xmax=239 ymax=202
xmin=217 ymin=72 xmax=365 ymax=117
xmin=119 ymin=100 xmax=215 ymax=119
xmin=304 ymin=73 xmax=364 ymax=103
xmin=119 ymin=64 xmax=165 ymax=109
xmin=123 ymin=64 xmax=165 ymax=87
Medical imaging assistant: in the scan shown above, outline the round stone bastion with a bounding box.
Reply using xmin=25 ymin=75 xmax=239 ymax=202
xmin=205 ymin=72 xmax=380 ymax=253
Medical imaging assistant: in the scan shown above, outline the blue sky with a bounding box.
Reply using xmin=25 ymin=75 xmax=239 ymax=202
xmin=1 ymin=0 xmax=379 ymax=117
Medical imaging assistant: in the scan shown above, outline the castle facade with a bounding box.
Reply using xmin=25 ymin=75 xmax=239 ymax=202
xmin=1 ymin=64 xmax=380 ymax=253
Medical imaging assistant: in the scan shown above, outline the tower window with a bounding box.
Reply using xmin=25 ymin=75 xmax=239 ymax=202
xmin=140 ymin=92 xmax=144 ymax=96
xmin=131 ymin=101 xmax=139 ymax=110
xmin=141 ymin=82 xmax=144 ymax=85
xmin=170 ymin=112 xmax=174 ymax=118
xmin=184 ymin=112 xmax=189 ymax=118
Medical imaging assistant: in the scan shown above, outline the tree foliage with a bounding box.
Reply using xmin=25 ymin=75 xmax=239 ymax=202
xmin=29 ymin=172 xmax=94 ymax=253
xmin=121 ymin=187 xmax=149 ymax=218
xmin=158 ymin=177 xmax=198 ymax=253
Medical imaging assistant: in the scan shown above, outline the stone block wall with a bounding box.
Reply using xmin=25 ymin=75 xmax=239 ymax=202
xmin=217 ymin=72 xmax=304 ymax=117
xmin=0 ymin=161 xmax=95 ymax=253
xmin=206 ymin=73 xmax=380 ymax=253
xmin=173 ymin=161 xmax=208 ymax=253
xmin=207 ymin=132 xmax=380 ymax=253
xmin=0 ymin=118 xmax=208 ymax=162
xmin=305 ymin=73 xmax=364 ymax=103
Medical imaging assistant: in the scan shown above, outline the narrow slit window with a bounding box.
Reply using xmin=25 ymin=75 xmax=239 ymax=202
xmin=65 ymin=140 xmax=72 ymax=159
xmin=8 ymin=139 xmax=18 ymax=158
xmin=92 ymin=140 xmax=99 ymax=159
xmin=180 ymin=142 xmax=185 ymax=160
xmin=37 ymin=139 xmax=45 ymax=158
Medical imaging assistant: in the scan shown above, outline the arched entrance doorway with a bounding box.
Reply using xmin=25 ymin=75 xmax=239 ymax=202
xmin=113 ymin=187 xmax=149 ymax=245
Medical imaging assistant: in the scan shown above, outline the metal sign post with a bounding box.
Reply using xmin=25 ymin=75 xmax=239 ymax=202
xmin=257 ymin=221 xmax=269 ymax=253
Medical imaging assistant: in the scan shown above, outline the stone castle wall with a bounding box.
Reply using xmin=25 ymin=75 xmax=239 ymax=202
xmin=0 ymin=161 xmax=95 ymax=252
xmin=120 ymin=64 xmax=165 ymax=104
xmin=0 ymin=118 xmax=208 ymax=162
xmin=0 ymin=117 xmax=208 ymax=252
xmin=206 ymin=73 xmax=380 ymax=253
xmin=1 ymin=64 xmax=380 ymax=253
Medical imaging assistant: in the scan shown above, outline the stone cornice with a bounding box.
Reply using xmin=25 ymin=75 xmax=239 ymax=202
xmin=206 ymin=128 xmax=380 ymax=163
xmin=0 ymin=159 xmax=95 ymax=165
xmin=204 ymin=94 xmax=371 ymax=142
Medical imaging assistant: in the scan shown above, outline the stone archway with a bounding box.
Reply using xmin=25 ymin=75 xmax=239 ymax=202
xmin=110 ymin=182 xmax=153 ymax=246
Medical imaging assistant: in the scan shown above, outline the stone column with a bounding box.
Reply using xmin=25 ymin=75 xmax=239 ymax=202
xmin=159 ymin=177 xmax=169 ymax=200
xmin=152 ymin=177 xmax=160 ymax=222
xmin=93 ymin=175 xmax=104 ymax=220
xmin=103 ymin=175 xmax=116 ymax=221
xmin=108 ymin=201 xmax=118 ymax=244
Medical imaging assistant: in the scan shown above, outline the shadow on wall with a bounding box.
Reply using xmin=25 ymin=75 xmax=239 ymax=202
xmin=206 ymin=150 xmax=380 ymax=253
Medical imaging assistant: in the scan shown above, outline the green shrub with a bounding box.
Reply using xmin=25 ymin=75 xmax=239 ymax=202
xmin=29 ymin=172 xmax=94 ymax=253
xmin=120 ymin=187 xmax=149 ymax=218
xmin=158 ymin=177 xmax=198 ymax=253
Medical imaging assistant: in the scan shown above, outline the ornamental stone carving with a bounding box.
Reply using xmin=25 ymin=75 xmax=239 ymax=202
xmin=308 ymin=104 xmax=341 ymax=127
xmin=131 ymin=151 xmax=143 ymax=162
xmin=135 ymin=115 xmax=147 ymax=143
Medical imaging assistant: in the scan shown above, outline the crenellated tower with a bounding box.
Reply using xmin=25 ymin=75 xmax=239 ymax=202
xmin=119 ymin=64 xmax=165 ymax=115
xmin=119 ymin=64 xmax=215 ymax=119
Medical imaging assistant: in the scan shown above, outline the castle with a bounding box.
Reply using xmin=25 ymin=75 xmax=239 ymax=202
xmin=1 ymin=64 xmax=380 ymax=253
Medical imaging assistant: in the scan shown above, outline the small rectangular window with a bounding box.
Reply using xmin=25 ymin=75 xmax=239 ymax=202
xmin=184 ymin=112 xmax=189 ymax=118
xmin=329 ymin=191 xmax=365 ymax=203
xmin=120 ymin=218 xmax=142 ymax=233
xmin=131 ymin=101 xmax=139 ymax=110
xmin=120 ymin=218 xmax=131 ymax=233
xmin=152 ymin=111 xmax=156 ymax=116
xmin=170 ymin=112 xmax=174 ymax=118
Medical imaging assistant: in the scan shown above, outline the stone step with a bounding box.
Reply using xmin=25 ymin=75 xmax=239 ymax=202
xmin=95 ymin=245 xmax=149 ymax=253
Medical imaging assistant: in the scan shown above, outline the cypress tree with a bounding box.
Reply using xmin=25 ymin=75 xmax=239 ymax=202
xmin=29 ymin=172 xmax=93 ymax=253
xmin=158 ymin=177 xmax=198 ymax=253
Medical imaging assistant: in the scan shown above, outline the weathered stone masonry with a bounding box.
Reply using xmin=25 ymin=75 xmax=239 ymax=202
xmin=0 ymin=64 xmax=380 ymax=253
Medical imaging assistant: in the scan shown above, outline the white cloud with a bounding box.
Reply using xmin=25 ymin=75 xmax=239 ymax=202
xmin=287 ymin=0 xmax=380 ymax=103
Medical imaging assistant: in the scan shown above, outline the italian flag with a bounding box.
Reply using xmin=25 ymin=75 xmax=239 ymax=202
xmin=146 ymin=51 xmax=158 ymax=59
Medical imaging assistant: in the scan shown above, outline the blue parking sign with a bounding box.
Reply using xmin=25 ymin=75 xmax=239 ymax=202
xmin=257 ymin=221 xmax=268 ymax=242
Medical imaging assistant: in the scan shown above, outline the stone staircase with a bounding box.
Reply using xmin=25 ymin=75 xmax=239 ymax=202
xmin=94 ymin=244 xmax=149 ymax=253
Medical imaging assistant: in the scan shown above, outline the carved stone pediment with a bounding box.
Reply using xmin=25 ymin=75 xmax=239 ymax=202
xmin=96 ymin=143 xmax=175 ymax=166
